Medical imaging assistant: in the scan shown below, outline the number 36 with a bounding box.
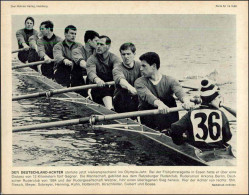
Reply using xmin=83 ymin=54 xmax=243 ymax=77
xmin=191 ymin=110 xmax=222 ymax=142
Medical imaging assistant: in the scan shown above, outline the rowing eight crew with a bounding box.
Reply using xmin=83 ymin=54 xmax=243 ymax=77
xmin=15 ymin=17 xmax=232 ymax=149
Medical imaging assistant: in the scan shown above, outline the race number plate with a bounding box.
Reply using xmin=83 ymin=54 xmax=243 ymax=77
xmin=190 ymin=109 xmax=223 ymax=143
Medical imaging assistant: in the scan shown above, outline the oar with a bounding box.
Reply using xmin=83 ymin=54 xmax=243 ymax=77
xmin=12 ymin=60 xmax=55 ymax=70
xmin=220 ymin=102 xmax=236 ymax=117
xmin=182 ymin=85 xmax=198 ymax=91
xmin=176 ymin=78 xmax=199 ymax=91
xmin=12 ymin=81 xmax=115 ymax=101
xmin=12 ymin=48 xmax=25 ymax=54
xmin=179 ymin=79 xmax=191 ymax=83
xmin=12 ymin=107 xmax=184 ymax=132
xmin=13 ymin=79 xmax=195 ymax=101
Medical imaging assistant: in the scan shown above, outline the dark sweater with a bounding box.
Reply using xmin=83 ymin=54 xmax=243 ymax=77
xmin=113 ymin=61 xmax=141 ymax=97
xmin=134 ymin=75 xmax=186 ymax=130
xmin=86 ymin=52 xmax=121 ymax=83
xmin=37 ymin=34 xmax=63 ymax=59
xmin=16 ymin=28 xmax=38 ymax=48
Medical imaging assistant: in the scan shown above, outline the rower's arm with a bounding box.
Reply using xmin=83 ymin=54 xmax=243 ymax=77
xmin=113 ymin=65 xmax=134 ymax=90
xmin=119 ymin=79 xmax=135 ymax=90
xmin=113 ymin=65 xmax=123 ymax=83
xmin=86 ymin=56 xmax=98 ymax=83
xmin=79 ymin=61 xmax=87 ymax=69
xmin=181 ymin=96 xmax=195 ymax=110
xmin=72 ymin=46 xmax=87 ymax=68
xmin=182 ymin=96 xmax=191 ymax=104
xmin=135 ymin=78 xmax=158 ymax=106
xmin=37 ymin=38 xmax=46 ymax=58
xmin=28 ymin=35 xmax=38 ymax=51
xmin=16 ymin=30 xmax=26 ymax=46
xmin=112 ymin=54 xmax=122 ymax=68
xmin=170 ymin=77 xmax=186 ymax=102
xmin=53 ymin=43 xmax=65 ymax=64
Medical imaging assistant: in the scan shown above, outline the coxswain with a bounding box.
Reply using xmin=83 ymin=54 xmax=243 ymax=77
xmin=170 ymin=79 xmax=232 ymax=149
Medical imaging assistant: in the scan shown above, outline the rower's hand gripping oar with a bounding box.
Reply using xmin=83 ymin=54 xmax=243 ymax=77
xmin=13 ymin=106 xmax=185 ymax=132
xmin=12 ymin=81 xmax=115 ymax=101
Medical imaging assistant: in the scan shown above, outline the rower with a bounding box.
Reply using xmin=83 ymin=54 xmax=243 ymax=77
xmin=86 ymin=35 xmax=121 ymax=110
xmin=16 ymin=16 xmax=40 ymax=70
xmin=53 ymin=25 xmax=84 ymax=91
xmin=170 ymin=79 xmax=232 ymax=149
xmin=72 ymin=30 xmax=99 ymax=96
xmin=112 ymin=42 xmax=141 ymax=113
xmin=37 ymin=20 xmax=63 ymax=79
xmin=134 ymin=52 xmax=193 ymax=130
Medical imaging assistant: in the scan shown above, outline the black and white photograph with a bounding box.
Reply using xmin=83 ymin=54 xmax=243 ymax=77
xmin=2 ymin=1 xmax=248 ymax=194
xmin=11 ymin=14 xmax=237 ymax=166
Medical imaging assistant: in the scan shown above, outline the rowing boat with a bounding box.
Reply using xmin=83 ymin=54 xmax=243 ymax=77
xmin=12 ymin=60 xmax=236 ymax=166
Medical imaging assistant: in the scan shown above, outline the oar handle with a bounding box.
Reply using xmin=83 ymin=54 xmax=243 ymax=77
xmin=220 ymin=103 xmax=236 ymax=117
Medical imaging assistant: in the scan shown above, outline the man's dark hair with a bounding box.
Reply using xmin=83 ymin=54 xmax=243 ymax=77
xmin=25 ymin=16 xmax=34 ymax=24
xmin=64 ymin=25 xmax=77 ymax=34
xmin=40 ymin=20 xmax=54 ymax=32
xmin=84 ymin=30 xmax=99 ymax=43
xmin=119 ymin=42 xmax=136 ymax=53
xmin=139 ymin=52 xmax=160 ymax=69
xmin=99 ymin=35 xmax=111 ymax=45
